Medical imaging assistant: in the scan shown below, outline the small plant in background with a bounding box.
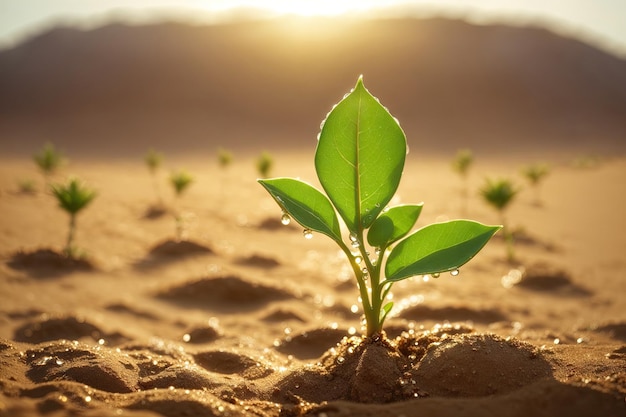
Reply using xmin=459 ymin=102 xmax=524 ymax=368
xmin=217 ymin=148 xmax=233 ymax=169
xmin=33 ymin=143 xmax=65 ymax=188
xmin=257 ymin=151 xmax=273 ymax=178
xmin=170 ymin=170 xmax=194 ymax=240
xmin=480 ymin=178 xmax=518 ymax=262
xmin=144 ymin=149 xmax=164 ymax=206
xmin=451 ymin=148 xmax=474 ymax=216
xmin=259 ymin=77 xmax=500 ymax=338
xmin=50 ymin=177 xmax=97 ymax=258
xmin=521 ymin=162 xmax=550 ymax=205
xmin=17 ymin=179 xmax=37 ymax=194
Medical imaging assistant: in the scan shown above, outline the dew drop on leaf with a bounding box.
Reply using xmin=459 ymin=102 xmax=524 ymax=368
xmin=354 ymin=256 xmax=363 ymax=264
xmin=432 ymin=273 xmax=440 ymax=278
xmin=281 ymin=212 xmax=291 ymax=225
xmin=450 ymin=269 xmax=460 ymax=276
xmin=303 ymin=229 xmax=313 ymax=239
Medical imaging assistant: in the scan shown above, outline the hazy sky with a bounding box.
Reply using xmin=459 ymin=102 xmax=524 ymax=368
xmin=1 ymin=0 xmax=625 ymax=56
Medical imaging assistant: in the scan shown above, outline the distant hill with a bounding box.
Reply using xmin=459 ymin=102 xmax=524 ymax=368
xmin=1 ymin=17 xmax=625 ymax=157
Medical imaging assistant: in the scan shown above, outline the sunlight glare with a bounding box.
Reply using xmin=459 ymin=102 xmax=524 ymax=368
xmin=204 ymin=0 xmax=380 ymax=17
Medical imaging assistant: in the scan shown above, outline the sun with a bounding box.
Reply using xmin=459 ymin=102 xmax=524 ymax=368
xmin=259 ymin=0 xmax=373 ymax=16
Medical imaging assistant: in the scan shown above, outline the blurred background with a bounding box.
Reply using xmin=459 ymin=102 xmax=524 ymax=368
xmin=1 ymin=0 xmax=625 ymax=158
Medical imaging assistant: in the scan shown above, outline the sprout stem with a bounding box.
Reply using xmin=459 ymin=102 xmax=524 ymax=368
xmin=66 ymin=213 xmax=76 ymax=257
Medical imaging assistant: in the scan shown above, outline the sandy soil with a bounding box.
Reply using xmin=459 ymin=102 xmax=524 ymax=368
xmin=1 ymin=151 xmax=625 ymax=416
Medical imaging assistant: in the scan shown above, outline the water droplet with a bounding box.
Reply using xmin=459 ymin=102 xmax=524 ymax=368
xmin=450 ymin=269 xmax=460 ymax=276
xmin=362 ymin=267 xmax=369 ymax=276
xmin=182 ymin=334 xmax=191 ymax=342
xmin=281 ymin=212 xmax=291 ymax=225
xmin=349 ymin=232 xmax=360 ymax=248
xmin=374 ymin=247 xmax=381 ymax=255
xmin=553 ymin=338 xmax=560 ymax=345
xmin=432 ymin=272 xmax=440 ymax=278
xmin=55 ymin=359 xmax=64 ymax=366
xmin=84 ymin=396 xmax=92 ymax=403
xmin=35 ymin=356 xmax=53 ymax=366
xmin=303 ymin=229 xmax=313 ymax=239
xmin=354 ymin=256 xmax=362 ymax=264
xmin=350 ymin=304 xmax=359 ymax=314
xmin=336 ymin=356 xmax=345 ymax=364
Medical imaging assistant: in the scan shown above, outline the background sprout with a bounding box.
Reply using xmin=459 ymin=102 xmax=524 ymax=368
xmin=257 ymin=152 xmax=273 ymax=178
xmin=259 ymin=77 xmax=500 ymax=338
xmin=17 ymin=179 xmax=37 ymax=194
xmin=50 ymin=177 xmax=97 ymax=257
xmin=33 ymin=143 xmax=65 ymax=188
xmin=480 ymin=178 xmax=518 ymax=262
xmin=144 ymin=149 xmax=164 ymax=205
xmin=451 ymin=149 xmax=474 ymax=216
xmin=521 ymin=163 xmax=550 ymax=205
xmin=170 ymin=169 xmax=194 ymax=240
xmin=217 ymin=148 xmax=233 ymax=169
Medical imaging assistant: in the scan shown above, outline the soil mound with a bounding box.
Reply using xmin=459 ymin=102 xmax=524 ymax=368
xmin=269 ymin=330 xmax=553 ymax=404
xmin=8 ymin=249 xmax=95 ymax=276
xmin=275 ymin=328 xmax=349 ymax=360
xmin=13 ymin=315 xmax=128 ymax=345
xmin=181 ymin=324 xmax=221 ymax=344
xmin=24 ymin=340 xmax=139 ymax=393
xmin=235 ymin=254 xmax=281 ymax=268
xmin=413 ymin=333 xmax=553 ymax=397
xmin=148 ymin=239 xmax=213 ymax=258
xmin=516 ymin=264 xmax=591 ymax=295
xmin=157 ymin=275 xmax=293 ymax=309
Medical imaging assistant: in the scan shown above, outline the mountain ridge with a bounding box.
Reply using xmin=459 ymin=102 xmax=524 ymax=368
xmin=1 ymin=17 xmax=625 ymax=157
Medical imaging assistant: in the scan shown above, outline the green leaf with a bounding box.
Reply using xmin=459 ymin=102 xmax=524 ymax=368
xmin=315 ymin=76 xmax=406 ymax=231
xmin=385 ymin=220 xmax=501 ymax=281
xmin=380 ymin=301 xmax=394 ymax=322
xmin=258 ymin=178 xmax=342 ymax=243
xmin=51 ymin=178 xmax=97 ymax=215
xmin=367 ymin=204 xmax=423 ymax=248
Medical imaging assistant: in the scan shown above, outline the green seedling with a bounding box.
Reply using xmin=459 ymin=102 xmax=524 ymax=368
xmin=259 ymin=77 xmax=501 ymax=337
xmin=170 ymin=170 xmax=194 ymax=240
xmin=257 ymin=152 xmax=273 ymax=178
xmin=17 ymin=179 xmax=37 ymax=194
xmin=33 ymin=143 xmax=65 ymax=187
xmin=480 ymin=178 xmax=518 ymax=262
xmin=521 ymin=163 xmax=549 ymax=205
xmin=218 ymin=148 xmax=233 ymax=169
xmin=50 ymin=177 xmax=97 ymax=257
xmin=452 ymin=149 xmax=474 ymax=216
xmin=144 ymin=149 xmax=164 ymax=205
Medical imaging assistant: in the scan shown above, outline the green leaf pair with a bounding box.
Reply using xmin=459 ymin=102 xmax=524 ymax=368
xmin=259 ymin=76 xmax=501 ymax=337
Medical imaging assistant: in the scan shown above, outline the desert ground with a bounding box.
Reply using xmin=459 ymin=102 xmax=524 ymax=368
xmin=0 ymin=146 xmax=625 ymax=416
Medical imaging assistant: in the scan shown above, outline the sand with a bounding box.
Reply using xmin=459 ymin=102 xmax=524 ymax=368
xmin=1 ymin=151 xmax=625 ymax=416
